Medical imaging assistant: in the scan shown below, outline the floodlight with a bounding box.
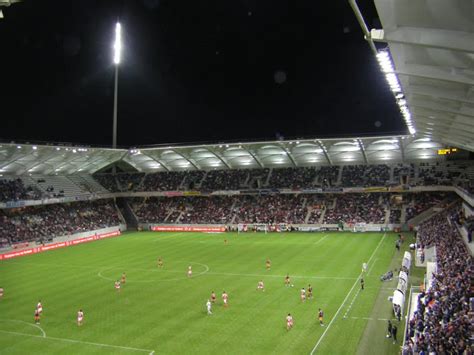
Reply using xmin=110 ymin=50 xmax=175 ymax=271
xmin=113 ymin=22 xmax=122 ymax=65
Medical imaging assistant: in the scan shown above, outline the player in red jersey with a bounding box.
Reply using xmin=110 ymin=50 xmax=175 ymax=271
xmin=222 ymin=291 xmax=229 ymax=307
xmin=187 ymin=265 xmax=192 ymax=278
xmin=121 ymin=272 xmax=126 ymax=284
xmin=318 ymin=308 xmax=324 ymax=326
xmin=286 ymin=313 xmax=294 ymax=330
xmin=266 ymin=259 xmax=271 ymax=271
xmin=284 ymin=274 xmax=291 ymax=287
xmin=211 ymin=291 xmax=216 ymax=303
xmin=34 ymin=309 xmax=40 ymax=324
xmin=300 ymin=288 xmax=306 ymax=302
xmin=307 ymin=284 xmax=313 ymax=299
xmin=0 ymin=287 xmax=3 ymax=299
xmin=157 ymin=257 xmax=163 ymax=268
xmin=257 ymin=280 xmax=265 ymax=291
xmin=115 ymin=280 xmax=121 ymax=292
xmin=77 ymin=309 xmax=84 ymax=326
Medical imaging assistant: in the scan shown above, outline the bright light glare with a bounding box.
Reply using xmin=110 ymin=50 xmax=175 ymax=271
xmin=114 ymin=22 xmax=122 ymax=65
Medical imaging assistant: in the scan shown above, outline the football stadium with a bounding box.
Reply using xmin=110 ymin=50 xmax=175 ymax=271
xmin=0 ymin=1 xmax=473 ymax=354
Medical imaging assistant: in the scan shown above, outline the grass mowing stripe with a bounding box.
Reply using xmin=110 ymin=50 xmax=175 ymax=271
xmin=309 ymin=232 xmax=387 ymax=354
xmin=0 ymin=330 xmax=155 ymax=353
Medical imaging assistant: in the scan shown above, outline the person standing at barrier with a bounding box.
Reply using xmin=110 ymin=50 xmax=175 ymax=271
xmin=392 ymin=325 xmax=398 ymax=344
xmin=386 ymin=320 xmax=392 ymax=338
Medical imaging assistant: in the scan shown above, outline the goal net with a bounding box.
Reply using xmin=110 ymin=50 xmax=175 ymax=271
xmin=353 ymin=222 xmax=367 ymax=232
xmin=254 ymin=223 xmax=269 ymax=234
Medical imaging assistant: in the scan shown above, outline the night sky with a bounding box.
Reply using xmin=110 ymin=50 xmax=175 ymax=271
xmin=0 ymin=0 xmax=404 ymax=147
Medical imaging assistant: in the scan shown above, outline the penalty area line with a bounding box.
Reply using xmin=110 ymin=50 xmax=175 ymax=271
xmin=0 ymin=329 xmax=154 ymax=353
xmin=309 ymin=232 xmax=387 ymax=355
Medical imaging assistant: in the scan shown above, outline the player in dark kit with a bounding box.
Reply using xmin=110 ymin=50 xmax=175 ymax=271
xmin=318 ymin=308 xmax=324 ymax=326
xmin=307 ymin=285 xmax=313 ymax=299
xmin=360 ymin=278 xmax=364 ymax=290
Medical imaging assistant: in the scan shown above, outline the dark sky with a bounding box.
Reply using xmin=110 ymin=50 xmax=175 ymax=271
xmin=0 ymin=0 xmax=404 ymax=147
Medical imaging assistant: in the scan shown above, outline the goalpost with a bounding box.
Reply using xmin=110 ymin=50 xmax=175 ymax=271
xmin=254 ymin=224 xmax=269 ymax=234
xmin=353 ymin=222 xmax=367 ymax=232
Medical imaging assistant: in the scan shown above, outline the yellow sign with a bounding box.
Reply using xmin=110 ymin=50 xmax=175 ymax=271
xmin=437 ymin=148 xmax=458 ymax=155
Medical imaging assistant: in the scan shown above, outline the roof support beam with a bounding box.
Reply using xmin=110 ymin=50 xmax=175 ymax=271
xmin=18 ymin=150 xmax=62 ymax=175
xmin=171 ymin=149 xmax=200 ymax=170
xmin=395 ymin=64 xmax=474 ymax=86
xmin=317 ymin=141 xmax=332 ymax=166
xmin=74 ymin=154 xmax=115 ymax=174
xmin=241 ymin=146 xmax=264 ymax=168
xmin=206 ymin=148 xmax=232 ymax=169
xmin=397 ymin=138 xmax=405 ymax=163
xmin=357 ymin=139 xmax=368 ymax=165
xmin=371 ymin=27 xmax=474 ymax=54
xmin=405 ymin=85 xmax=474 ymax=105
xmin=142 ymin=152 xmax=171 ymax=172
xmin=280 ymin=146 xmax=297 ymax=167
xmin=410 ymin=102 xmax=474 ymax=119
xmin=0 ymin=151 xmax=30 ymax=171
xmin=414 ymin=116 xmax=474 ymax=133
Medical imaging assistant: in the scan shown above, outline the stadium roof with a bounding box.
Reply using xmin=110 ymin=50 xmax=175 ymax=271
xmin=0 ymin=136 xmax=450 ymax=175
xmin=364 ymin=0 xmax=474 ymax=152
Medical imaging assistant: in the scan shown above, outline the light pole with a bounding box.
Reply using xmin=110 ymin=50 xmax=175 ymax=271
xmin=112 ymin=22 xmax=122 ymax=150
xmin=112 ymin=22 xmax=121 ymax=175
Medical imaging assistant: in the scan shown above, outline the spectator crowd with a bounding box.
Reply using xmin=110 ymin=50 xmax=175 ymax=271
xmin=0 ymin=200 xmax=121 ymax=245
xmin=404 ymin=209 xmax=473 ymax=354
xmin=0 ymin=178 xmax=43 ymax=202
xmin=130 ymin=193 xmax=403 ymax=225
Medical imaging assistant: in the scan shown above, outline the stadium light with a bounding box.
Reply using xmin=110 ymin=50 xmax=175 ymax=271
xmin=112 ymin=21 xmax=122 ymax=160
xmin=113 ymin=22 xmax=122 ymax=65
xmin=376 ymin=50 xmax=416 ymax=135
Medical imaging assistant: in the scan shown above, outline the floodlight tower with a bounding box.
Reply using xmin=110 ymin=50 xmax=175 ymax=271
xmin=112 ymin=22 xmax=122 ymax=150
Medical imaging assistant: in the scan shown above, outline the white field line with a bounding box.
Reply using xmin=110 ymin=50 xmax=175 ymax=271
xmin=366 ymin=258 xmax=378 ymax=276
xmin=0 ymin=329 xmax=155 ymax=353
xmin=342 ymin=287 xmax=362 ymax=319
xmin=313 ymin=234 xmax=329 ymax=246
xmin=0 ymin=319 xmax=46 ymax=337
xmin=349 ymin=316 xmax=396 ymax=321
xmin=8 ymin=260 xmax=357 ymax=282
xmin=204 ymin=271 xmax=356 ymax=280
xmin=97 ymin=262 xmax=210 ymax=283
xmin=309 ymin=232 xmax=387 ymax=355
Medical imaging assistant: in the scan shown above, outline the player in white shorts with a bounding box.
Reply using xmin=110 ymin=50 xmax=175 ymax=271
xmin=286 ymin=313 xmax=294 ymax=330
xmin=257 ymin=280 xmax=265 ymax=291
xmin=222 ymin=291 xmax=229 ymax=307
xmin=77 ymin=309 xmax=84 ymax=326
xmin=187 ymin=266 xmax=192 ymax=278
xmin=300 ymin=288 xmax=306 ymax=302
xmin=362 ymin=262 xmax=368 ymax=273
xmin=206 ymin=299 xmax=212 ymax=315
xmin=36 ymin=301 xmax=43 ymax=314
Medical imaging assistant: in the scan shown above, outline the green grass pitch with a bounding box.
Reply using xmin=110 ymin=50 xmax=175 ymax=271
xmin=0 ymin=231 xmax=408 ymax=354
